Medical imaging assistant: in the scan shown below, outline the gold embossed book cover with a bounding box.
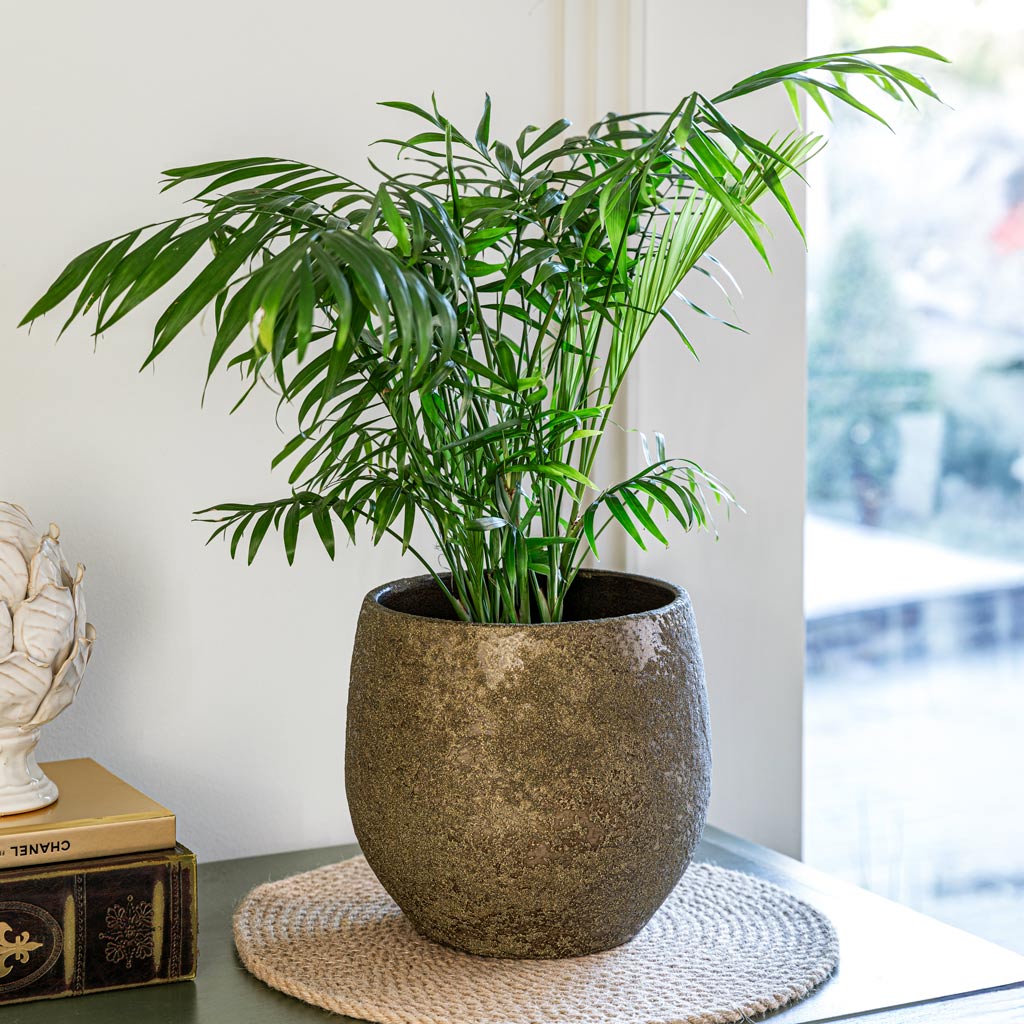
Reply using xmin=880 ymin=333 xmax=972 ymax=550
xmin=0 ymin=760 xmax=175 ymax=869
xmin=0 ymin=843 xmax=196 ymax=1005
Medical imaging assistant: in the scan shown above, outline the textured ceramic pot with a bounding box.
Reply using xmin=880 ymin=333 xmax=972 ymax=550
xmin=345 ymin=569 xmax=711 ymax=959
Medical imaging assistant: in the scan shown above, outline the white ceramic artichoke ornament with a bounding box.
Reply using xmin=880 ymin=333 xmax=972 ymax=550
xmin=0 ymin=502 xmax=96 ymax=813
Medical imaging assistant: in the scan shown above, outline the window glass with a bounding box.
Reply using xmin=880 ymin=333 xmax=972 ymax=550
xmin=805 ymin=0 xmax=1024 ymax=953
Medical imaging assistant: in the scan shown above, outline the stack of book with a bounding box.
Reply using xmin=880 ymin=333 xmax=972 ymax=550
xmin=0 ymin=758 xmax=196 ymax=1006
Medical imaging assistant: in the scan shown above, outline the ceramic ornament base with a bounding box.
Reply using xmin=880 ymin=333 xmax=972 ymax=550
xmin=234 ymin=855 xmax=839 ymax=1024
xmin=0 ymin=727 xmax=58 ymax=815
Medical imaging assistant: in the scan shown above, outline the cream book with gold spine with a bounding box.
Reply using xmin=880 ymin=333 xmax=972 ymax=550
xmin=0 ymin=758 xmax=175 ymax=868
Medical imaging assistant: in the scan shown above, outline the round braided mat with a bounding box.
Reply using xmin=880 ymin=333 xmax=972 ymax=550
xmin=234 ymin=856 xmax=838 ymax=1024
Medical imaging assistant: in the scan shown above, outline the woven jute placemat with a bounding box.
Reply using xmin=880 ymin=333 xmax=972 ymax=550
xmin=234 ymin=855 xmax=838 ymax=1024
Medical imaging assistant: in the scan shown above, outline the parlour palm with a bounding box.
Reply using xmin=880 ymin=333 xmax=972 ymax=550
xmin=22 ymin=47 xmax=945 ymax=622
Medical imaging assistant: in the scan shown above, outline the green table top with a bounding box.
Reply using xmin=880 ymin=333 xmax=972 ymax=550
xmin=7 ymin=826 xmax=1024 ymax=1023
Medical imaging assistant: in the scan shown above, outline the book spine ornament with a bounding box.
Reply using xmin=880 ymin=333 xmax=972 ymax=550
xmin=0 ymin=815 xmax=176 ymax=870
xmin=0 ymin=844 xmax=196 ymax=1005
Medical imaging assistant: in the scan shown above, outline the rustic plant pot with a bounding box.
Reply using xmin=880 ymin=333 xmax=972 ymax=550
xmin=345 ymin=568 xmax=711 ymax=959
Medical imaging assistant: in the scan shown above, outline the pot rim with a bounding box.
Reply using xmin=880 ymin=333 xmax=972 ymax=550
xmin=364 ymin=568 xmax=688 ymax=628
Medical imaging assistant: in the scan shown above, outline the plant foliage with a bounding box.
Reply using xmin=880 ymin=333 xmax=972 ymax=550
xmin=22 ymin=47 xmax=945 ymax=622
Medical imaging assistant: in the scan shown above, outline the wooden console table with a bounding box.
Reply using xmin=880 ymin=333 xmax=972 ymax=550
xmin=7 ymin=826 xmax=1024 ymax=1022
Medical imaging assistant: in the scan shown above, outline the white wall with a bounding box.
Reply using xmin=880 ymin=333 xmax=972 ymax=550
xmin=0 ymin=0 xmax=806 ymax=861
xmin=632 ymin=0 xmax=809 ymax=859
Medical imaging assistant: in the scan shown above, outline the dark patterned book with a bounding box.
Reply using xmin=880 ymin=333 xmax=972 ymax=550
xmin=0 ymin=843 xmax=196 ymax=1006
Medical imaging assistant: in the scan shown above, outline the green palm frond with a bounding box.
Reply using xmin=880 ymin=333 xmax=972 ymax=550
xmin=20 ymin=47 xmax=946 ymax=623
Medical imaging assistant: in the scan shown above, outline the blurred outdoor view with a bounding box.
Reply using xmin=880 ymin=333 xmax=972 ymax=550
xmin=804 ymin=0 xmax=1024 ymax=952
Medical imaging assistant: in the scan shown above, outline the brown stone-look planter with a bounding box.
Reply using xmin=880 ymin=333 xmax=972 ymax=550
xmin=345 ymin=568 xmax=711 ymax=959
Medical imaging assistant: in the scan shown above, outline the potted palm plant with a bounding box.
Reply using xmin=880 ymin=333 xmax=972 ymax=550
xmin=21 ymin=47 xmax=943 ymax=958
